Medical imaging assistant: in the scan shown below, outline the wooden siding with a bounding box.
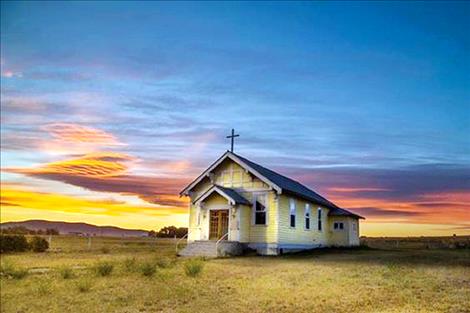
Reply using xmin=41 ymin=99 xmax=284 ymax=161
xmin=328 ymin=217 xmax=360 ymax=246
xmin=188 ymin=158 xmax=277 ymax=243
xmin=277 ymin=194 xmax=330 ymax=246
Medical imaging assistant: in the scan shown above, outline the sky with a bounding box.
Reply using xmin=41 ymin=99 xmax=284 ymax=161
xmin=1 ymin=1 xmax=469 ymax=236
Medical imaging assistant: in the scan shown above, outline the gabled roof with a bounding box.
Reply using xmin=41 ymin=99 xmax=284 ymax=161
xmin=193 ymin=185 xmax=251 ymax=206
xmin=181 ymin=151 xmax=364 ymax=219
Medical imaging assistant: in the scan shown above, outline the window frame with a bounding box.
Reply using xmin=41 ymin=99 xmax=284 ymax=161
xmin=317 ymin=207 xmax=322 ymax=231
xmin=289 ymin=198 xmax=296 ymax=228
xmin=304 ymin=204 xmax=311 ymax=230
xmin=333 ymin=222 xmax=344 ymax=231
xmin=252 ymin=193 xmax=268 ymax=226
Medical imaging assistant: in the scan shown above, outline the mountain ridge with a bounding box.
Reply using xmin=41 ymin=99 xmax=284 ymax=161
xmin=0 ymin=219 xmax=149 ymax=237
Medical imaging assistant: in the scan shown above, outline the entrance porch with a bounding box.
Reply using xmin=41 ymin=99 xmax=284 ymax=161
xmin=188 ymin=185 xmax=251 ymax=243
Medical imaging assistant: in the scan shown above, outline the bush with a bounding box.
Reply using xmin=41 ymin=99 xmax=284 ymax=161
xmin=29 ymin=236 xmax=49 ymax=252
xmin=95 ymin=262 xmax=113 ymax=277
xmin=76 ymin=277 xmax=93 ymax=292
xmin=59 ymin=266 xmax=74 ymax=279
xmin=0 ymin=235 xmax=29 ymax=253
xmin=184 ymin=259 xmax=204 ymax=277
xmin=100 ymin=247 xmax=110 ymax=254
xmin=123 ymin=257 xmax=137 ymax=272
xmin=140 ymin=262 xmax=156 ymax=277
xmin=0 ymin=261 xmax=28 ymax=279
xmin=155 ymin=257 xmax=174 ymax=269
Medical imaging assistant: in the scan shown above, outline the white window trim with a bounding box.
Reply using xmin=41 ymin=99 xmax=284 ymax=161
xmin=304 ymin=203 xmax=311 ymax=231
xmin=289 ymin=198 xmax=296 ymax=228
xmin=252 ymin=192 xmax=268 ymax=226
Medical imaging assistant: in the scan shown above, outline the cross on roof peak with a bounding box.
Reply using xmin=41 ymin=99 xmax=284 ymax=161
xmin=226 ymin=128 xmax=239 ymax=153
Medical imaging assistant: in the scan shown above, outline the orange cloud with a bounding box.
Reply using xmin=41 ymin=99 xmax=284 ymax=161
xmin=332 ymin=192 xmax=470 ymax=226
xmin=42 ymin=123 xmax=122 ymax=145
xmin=38 ymin=123 xmax=124 ymax=155
xmin=4 ymin=153 xmax=190 ymax=208
xmin=328 ymin=187 xmax=391 ymax=193
xmin=12 ymin=152 xmax=134 ymax=177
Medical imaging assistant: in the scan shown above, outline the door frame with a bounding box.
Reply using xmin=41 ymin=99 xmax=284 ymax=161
xmin=206 ymin=207 xmax=232 ymax=241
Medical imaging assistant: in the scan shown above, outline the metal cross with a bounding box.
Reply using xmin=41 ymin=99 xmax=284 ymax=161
xmin=226 ymin=128 xmax=240 ymax=153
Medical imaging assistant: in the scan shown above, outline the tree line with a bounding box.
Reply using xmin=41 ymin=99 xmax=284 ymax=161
xmin=0 ymin=226 xmax=59 ymax=235
xmin=148 ymin=226 xmax=188 ymax=238
xmin=1 ymin=225 xmax=188 ymax=238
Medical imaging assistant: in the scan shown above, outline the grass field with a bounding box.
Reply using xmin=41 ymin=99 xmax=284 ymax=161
xmin=1 ymin=236 xmax=469 ymax=313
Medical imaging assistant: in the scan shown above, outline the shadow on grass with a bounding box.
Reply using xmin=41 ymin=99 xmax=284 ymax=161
xmin=271 ymin=247 xmax=470 ymax=268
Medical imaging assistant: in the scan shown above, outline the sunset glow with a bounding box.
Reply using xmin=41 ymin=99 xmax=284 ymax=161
xmin=1 ymin=2 xmax=469 ymax=235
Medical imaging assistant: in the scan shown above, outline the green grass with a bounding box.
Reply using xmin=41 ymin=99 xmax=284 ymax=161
xmin=94 ymin=261 xmax=113 ymax=277
xmin=184 ymin=258 xmax=204 ymax=277
xmin=1 ymin=236 xmax=469 ymax=313
xmin=58 ymin=266 xmax=74 ymax=279
xmin=140 ymin=262 xmax=157 ymax=277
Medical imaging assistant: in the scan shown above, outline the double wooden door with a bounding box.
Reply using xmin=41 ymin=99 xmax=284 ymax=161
xmin=209 ymin=210 xmax=229 ymax=240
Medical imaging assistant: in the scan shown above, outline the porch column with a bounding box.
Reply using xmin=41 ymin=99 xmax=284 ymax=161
xmin=229 ymin=205 xmax=240 ymax=241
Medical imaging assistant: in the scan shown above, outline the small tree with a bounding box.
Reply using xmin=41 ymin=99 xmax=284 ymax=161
xmin=29 ymin=236 xmax=49 ymax=252
xmin=156 ymin=226 xmax=188 ymax=238
xmin=0 ymin=235 xmax=29 ymax=253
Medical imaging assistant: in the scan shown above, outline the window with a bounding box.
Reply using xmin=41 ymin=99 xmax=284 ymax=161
xmin=333 ymin=222 xmax=344 ymax=230
xmin=304 ymin=204 xmax=311 ymax=230
xmin=317 ymin=208 xmax=322 ymax=231
xmin=253 ymin=194 xmax=267 ymax=225
xmin=289 ymin=198 xmax=296 ymax=228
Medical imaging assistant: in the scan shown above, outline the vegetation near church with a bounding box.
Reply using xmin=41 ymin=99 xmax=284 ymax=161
xmin=0 ymin=235 xmax=469 ymax=313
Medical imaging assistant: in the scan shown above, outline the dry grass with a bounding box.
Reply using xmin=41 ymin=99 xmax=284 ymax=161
xmin=1 ymin=236 xmax=469 ymax=313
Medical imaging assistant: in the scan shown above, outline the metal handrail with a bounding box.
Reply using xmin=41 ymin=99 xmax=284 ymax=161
xmin=175 ymin=231 xmax=192 ymax=253
xmin=215 ymin=232 xmax=229 ymax=257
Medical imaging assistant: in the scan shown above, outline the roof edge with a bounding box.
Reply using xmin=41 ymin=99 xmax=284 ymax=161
xmin=180 ymin=151 xmax=282 ymax=196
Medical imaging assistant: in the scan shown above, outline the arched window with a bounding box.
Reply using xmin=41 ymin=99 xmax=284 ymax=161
xmin=304 ymin=204 xmax=311 ymax=230
xmin=289 ymin=198 xmax=296 ymax=228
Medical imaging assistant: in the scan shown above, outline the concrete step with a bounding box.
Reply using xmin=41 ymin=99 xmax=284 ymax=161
xmin=178 ymin=241 xmax=245 ymax=257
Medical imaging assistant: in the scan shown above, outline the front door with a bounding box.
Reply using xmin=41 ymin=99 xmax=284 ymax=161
xmin=209 ymin=210 xmax=229 ymax=240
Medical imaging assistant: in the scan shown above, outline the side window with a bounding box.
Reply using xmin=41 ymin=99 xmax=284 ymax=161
xmin=317 ymin=208 xmax=322 ymax=231
xmin=304 ymin=204 xmax=311 ymax=230
xmin=333 ymin=222 xmax=344 ymax=230
xmin=289 ymin=198 xmax=296 ymax=228
xmin=253 ymin=194 xmax=267 ymax=225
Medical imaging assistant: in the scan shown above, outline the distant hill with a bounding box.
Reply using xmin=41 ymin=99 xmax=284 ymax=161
xmin=0 ymin=220 xmax=149 ymax=237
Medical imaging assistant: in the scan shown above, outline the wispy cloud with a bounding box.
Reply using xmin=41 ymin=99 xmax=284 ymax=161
xmin=4 ymin=152 xmax=189 ymax=208
xmin=43 ymin=123 xmax=123 ymax=146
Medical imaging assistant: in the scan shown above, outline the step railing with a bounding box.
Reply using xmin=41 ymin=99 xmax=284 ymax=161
xmin=175 ymin=231 xmax=192 ymax=253
xmin=215 ymin=233 xmax=229 ymax=257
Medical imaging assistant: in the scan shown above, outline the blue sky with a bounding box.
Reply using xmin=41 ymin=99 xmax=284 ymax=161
xmin=1 ymin=1 xmax=469 ymax=235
